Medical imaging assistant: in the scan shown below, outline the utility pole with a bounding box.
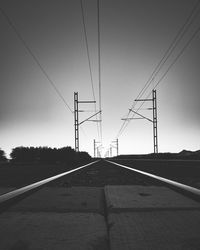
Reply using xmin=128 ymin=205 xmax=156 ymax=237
xmin=117 ymin=138 xmax=119 ymax=156
xmin=97 ymin=147 xmax=99 ymax=157
xmin=123 ymin=89 xmax=158 ymax=154
xmin=111 ymin=139 xmax=119 ymax=156
xmin=94 ymin=139 xmax=101 ymax=157
xmin=74 ymin=92 xmax=79 ymax=152
xmin=152 ymin=90 xmax=158 ymax=153
xmin=94 ymin=139 xmax=96 ymax=157
xmin=97 ymin=147 xmax=101 ymax=158
xmin=74 ymin=92 xmax=101 ymax=152
xmin=110 ymin=146 xmax=112 ymax=157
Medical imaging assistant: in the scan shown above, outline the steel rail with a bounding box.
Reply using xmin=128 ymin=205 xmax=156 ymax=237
xmin=0 ymin=160 xmax=99 ymax=204
xmin=106 ymin=160 xmax=200 ymax=197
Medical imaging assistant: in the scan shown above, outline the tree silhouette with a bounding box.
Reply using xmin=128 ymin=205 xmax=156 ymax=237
xmin=10 ymin=146 xmax=91 ymax=164
xmin=0 ymin=148 xmax=7 ymax=162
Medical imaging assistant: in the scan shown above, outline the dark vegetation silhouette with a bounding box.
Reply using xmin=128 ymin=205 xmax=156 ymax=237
xmin=114 ymin=150 xmax=200 ymax=160
xmin=0 ymin=147 xmax=91 ymax=187
xmin=10 ymin=146 xmax=91 ymax=164
xmin=0 ymin=148 xmax=7 ymax=162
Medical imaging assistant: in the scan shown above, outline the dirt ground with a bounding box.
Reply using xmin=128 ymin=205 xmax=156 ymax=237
xmin=112 ymin=159 xmax=200 ymax=188
xmin=0 ymin=159 xmax=200 ymax=188
xmin=0 ymin=161 xmax=92 ymax=187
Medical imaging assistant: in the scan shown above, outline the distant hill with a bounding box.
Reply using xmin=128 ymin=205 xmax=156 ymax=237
xmin=179 ymin=149 xmax=200 ymax=156
xmin=113 ymin=149 xmax=200 ymax=160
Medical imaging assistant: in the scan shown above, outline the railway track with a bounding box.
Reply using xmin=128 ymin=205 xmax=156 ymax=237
xmin=0 ymin=159 xmax=200 ymax=250
xmin=1 ymin=159 xmax=200 ymax=211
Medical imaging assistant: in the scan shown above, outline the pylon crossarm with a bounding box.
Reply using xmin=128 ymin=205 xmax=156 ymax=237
xmin=78 ymin=101 xmax=96 ymax=103
xmin=138 ymin=108 xmax=153 ymax=110
xmin=135 ymin=98 xmax=152 ymax=101
xmin=87 ymin=120 xmax=101 ymax=122
xmin=121 ymin=117 xmax=143 ymax=121
xmin=78 ymin=110 xmax=97 ymax=112
xmin=129 ymin=109 xmax=153 ymax=123
xmin=79 ymin=110 xmax=101 ymax=125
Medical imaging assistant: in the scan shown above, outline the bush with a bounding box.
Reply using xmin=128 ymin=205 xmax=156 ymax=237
xmin=10 ymin=146 xmax=91 ymax=164
xmin=0 ymin=148 xmax=7 ymax=162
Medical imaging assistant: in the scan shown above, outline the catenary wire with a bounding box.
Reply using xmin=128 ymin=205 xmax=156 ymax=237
xmin=119 ymin=22 xmax=200 ymax=138
xmin=131 ymin=0 xmax=200 ymax=104
xmin=80 ymin=0 xmax=100 ymax=140
xmin=116 ymin=0 xmax=200 ymax=138
xmin=0 ymin=6 xmax=73 ymax=113
xmin=97 ymin=0 xmax=103 ymax=144
xmin=134 ymin=23 xmax=200 ymax=118
xmin=80 ymin=0 xmax=96 ymax=102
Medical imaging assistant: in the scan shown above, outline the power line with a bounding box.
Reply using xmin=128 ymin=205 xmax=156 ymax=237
xmin=80 ymin=0 xmax=96 ymax=102
xmin=153 ymin=24 xmax=200 ymax=90
xmin=80 ymin=0 xmax=100 ymax=140
xmin=132 ymin=0 xmax=200 ymax=104
xmin=0 ymin=6 xmax=73 ymax=113
xmin=135 ymin=22 xmax=200 ymax=112
xmin=119 ymin=22 xmax=200 ymax=138
xmin=97 ymin=0 xmax=103 ymax=142
xmin=126 ymin=0 xmax=200 ymax=119
xmin=116 ymin=0 xmax=200 ymax=138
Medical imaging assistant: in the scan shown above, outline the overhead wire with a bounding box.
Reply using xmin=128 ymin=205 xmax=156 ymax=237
xmin=0 ymin=6 xmax=73 ymax=113
xmin=132 ymin=21 xmax=200 ymax=120
xmin=80 ymin=0 xmax=100 ymax=140
xmin=133 ymin=22 xmax=200 ymax=108
xmin=117 ymin=1 xmax=200 ymax=137
xmin=131 ymin=15 xmax=200 ymax=126
xmin=119 ymin=22 xmax=200 ymax=138
xmin=116 ymin=0 xmax=200 ymax=138
xmin=153 ymin=25 xmax=200 ymax=90
xmin=131 ymin=0 xmax=200 ymax=105
xmin=80 ymin=0 xmax=96 ymax=103
xmin=97 ymin=0 xmax=103 ymax=144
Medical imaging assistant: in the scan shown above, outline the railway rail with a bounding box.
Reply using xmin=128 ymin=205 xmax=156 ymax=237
xmin=1 ymin=159 xmax=200 ymax=250
xmin=0 ymin=159 xmax=200 ymax=212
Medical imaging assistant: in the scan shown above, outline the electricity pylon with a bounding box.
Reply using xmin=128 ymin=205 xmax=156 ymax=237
xmin=111 ymin=139 xmax=119 ymax=156
xmin=74 ymin=92 xmax=101 ymax=152
xmin=122 ymin=90 xmax=158 ymax=153
xmin=93 ymin=139 xmax=101 ymax=157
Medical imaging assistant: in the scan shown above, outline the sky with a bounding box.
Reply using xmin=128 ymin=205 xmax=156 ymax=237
xmin=0 ymin=0 xmax=200 ymax=157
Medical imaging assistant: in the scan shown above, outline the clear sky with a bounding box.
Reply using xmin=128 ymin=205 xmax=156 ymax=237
xmin=0 ymin=0 xmax=200 ymax=157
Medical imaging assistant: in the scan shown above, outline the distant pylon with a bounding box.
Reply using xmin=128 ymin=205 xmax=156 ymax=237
xmin=127 ymin=89 xmax=158 ymax=154
xmin=94 ymin=139 xmax=96 ymax=157
xmin=74 ymin=92 xmax=79 ymax=152
xmin=94 ymin=139 xmax=101 ymax=157
xmin=110 ymin=147 xmax=112 ymax=157
xmin=74 ymin=92 xmax=100 ymax=152
xmin=152 ymin=90 xmax=158 ymax=153
xmin=111 ymin=139 xmax=119 ymax=156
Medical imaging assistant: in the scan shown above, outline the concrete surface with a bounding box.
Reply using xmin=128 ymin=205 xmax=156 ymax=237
xmin=7 ymin=187 xmax=104 ymax=214
xmin=105 ymin=185 xmax=200 ymax=211
xmin=1 ymin=185 xmax=200 ymax=250
xmin=0 ymin=212 xmax=109 ymax=250
xmin=108 ymin=211 xmax=200 ymax=250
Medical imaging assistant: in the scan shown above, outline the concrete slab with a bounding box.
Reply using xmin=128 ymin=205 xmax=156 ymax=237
xmin=0 ymin=212 xmax=109 ymax=250
xmin=8 ymin=187 xmax=104 ymax=214
xmin=109 ymin=211 xmax=200 ymax=250
xmin=105 ymin=185 xmax=200 ymax=212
